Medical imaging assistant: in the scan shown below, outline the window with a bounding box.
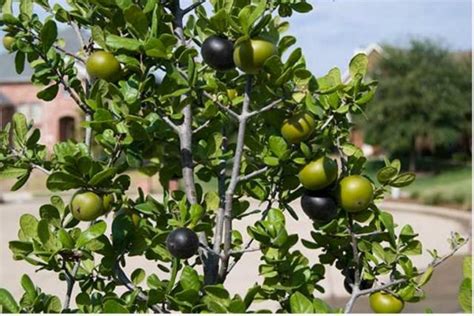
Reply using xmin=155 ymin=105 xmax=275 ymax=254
xmin=59 ymin=116 xmax=76 ymax=141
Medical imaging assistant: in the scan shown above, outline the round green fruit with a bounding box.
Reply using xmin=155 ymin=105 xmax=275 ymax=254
xmin=86 ymin=51 xmax=121 ymax=81
xmin=369 ymin=292 xmax=404 ymax=313
xmin=3 ymin=36 xmax=14 ymax=51
xmin=338 ymin=175 xmax=374 ymax=213
xmin=233 ymin=38 xmax=276 ymax=74
xmin=102 ymin=194 xmax=115 ymax=214
xmin=281 ymin=112 xmax=315 ymax=144
xmin=70 ymin=191 xmax=104 ymax=221
xmin=299 ymin=157 xmax=338 ymax=191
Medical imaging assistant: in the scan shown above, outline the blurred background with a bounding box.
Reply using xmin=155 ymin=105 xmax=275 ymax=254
xmin=0 ymin=0 xmax=472 ymax=313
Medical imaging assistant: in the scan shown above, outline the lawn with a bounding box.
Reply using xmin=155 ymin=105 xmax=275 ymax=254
xmin=404 ymin=167 xmax=472 ymax=210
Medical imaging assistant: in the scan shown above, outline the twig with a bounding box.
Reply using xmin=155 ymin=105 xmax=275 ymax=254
xmin=31 ymin=163 xmax=52 ymax=175
xmin=321 ymin=114 xmax=334 ymax=130
xmin=344 ymin=215 xmax=362 ymax=313
xmin=54 ymin=44 xmax=86 ymax=63
xmin=230 ymin=247 xmax=261 ymax=255
xmin=354 ymin=231 xmax=387 ymax=238
xmin=246 ymin=98 xmax=282 ymax=118
xmin=237 ymin=167 xmax=269 ymax=183
xmin=202 ymin=91 xmax=240 ymax=120
xmin=218 ymin=76 xmax=253 ymax=281
xmin=114 ymin=262 xmax=166 ymax=313
xmin=182 ymin=0 xmax=206 ymax=15
xmin=193 ymin=119 xmax=211 ymax=134
xmin=63 ymin=260 xmax=80 ymax=310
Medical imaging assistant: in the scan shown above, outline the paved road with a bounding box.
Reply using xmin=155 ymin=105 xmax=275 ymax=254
xmin=0 ymin=197 xmax=471 ymax=312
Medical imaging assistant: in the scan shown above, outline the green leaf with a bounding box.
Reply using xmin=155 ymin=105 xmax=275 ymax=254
xmin=292 ymin=2 xmax=313 ymax=13
xmin=390 ymin=172 xmax=416 ymax=188
xmin=379 ymin=211 xmax=396 ymax=244
xmin=459 ymin=277 xmax=472 ymax=313
xmin=37 ymin=84 xmax=59 ymax=101
xmin=58 ymin=229 xmax=74 ymax=249
xmin=37 ymin=219 xmax=51 ymax=245
xmin=289 ymin=291 xmax=314 ymax=313
xmin=20 ymin=0 xmax=33 ymax=17
xmin=46 ymin=296 xmax=62 ymax=313
xmin=402 ymin=240 xmax=422 ymax=255
xmin=317 ymin=67 xmax=342 ymax=93
xmin=76 ymin=221 xmax=107 ymax=248
xmin=417 ymin=266 xmax=433 ymax=287
xmin=0 ymin=167 xmax=28 ymax=179
xmin=40 ymin=20 xmax=57 ymax=51
xmin=124 ymin=5 xmax=148 ymax=38
xmin=46 ymin=172 xmax=85 ymax=191
xmin=349 ymin=53 xmax=368 ymax=78
xmin=15 ymin=51 xmax=25 ymax=74
xmin=20 ymin=274 xmax=36 ymax=301
xmin=269 ymin=136 xmax=288 ymax=159
xmin=376 ymin=166 xmax=398 ymax=185
xmin=12 ymin=112 xmax=27 ymax=148
xmin=263 ymin=156 xmax=279 ymax=167
xmin=103 ymin=300 xmax=129 ymax=313
xmin=131 ymin=268 xmax=145 ymax=285
xmin=180 ymin=266 xmax=201 ymax=291
xmin=0 ymin=288 xmax=19 ymax=313
xmin=205 ymin=191 xmax=220 ymax=211
xmin=19 ymin=214 xmax=38 ymax=239
xmin=88 ymin=168 xmax=116 ymax=186
xmin=106 ymin=35 xmax=141 ymax=51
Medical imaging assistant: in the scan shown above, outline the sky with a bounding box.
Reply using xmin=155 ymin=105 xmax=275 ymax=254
xmin=1 ymin=0 xmax=472 ymax=76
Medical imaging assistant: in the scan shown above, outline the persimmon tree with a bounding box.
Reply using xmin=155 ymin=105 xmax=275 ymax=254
xmin=0 ymin=0 xmax=468 ymax=313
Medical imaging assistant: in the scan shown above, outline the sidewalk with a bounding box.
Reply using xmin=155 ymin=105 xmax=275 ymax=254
xmin=0 ymin=198 xmax=471 ymax=312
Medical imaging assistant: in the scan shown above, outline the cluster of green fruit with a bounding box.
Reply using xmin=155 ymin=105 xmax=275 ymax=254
xmin=279 ymin=112 xmax=374 ymax=221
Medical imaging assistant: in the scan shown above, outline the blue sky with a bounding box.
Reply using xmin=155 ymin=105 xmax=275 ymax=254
xmin=1 ymin=0 xmax=472 ymax=76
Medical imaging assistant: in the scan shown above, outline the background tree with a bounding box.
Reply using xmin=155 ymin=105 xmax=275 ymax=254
xmin=358 ymin=39 xmax=472 ymax=171
xmin=0 ymin=0 xmax=468 ymax=314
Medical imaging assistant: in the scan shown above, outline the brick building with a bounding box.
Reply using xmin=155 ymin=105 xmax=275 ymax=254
xmin=0 ymin=29 xmax=82 ymax=150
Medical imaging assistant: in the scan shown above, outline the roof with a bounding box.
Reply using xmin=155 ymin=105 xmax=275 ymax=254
xmin=0 ymin=28 xmax=83 ymax=83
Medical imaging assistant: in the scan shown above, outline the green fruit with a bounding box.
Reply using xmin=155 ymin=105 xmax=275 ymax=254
xmin=3 ymin=36 xmax=14 ymax=51
xmin=281 ymin=112 xmax=315 ymax=144
xmin=86 ymin=51 xmax=121 ymax=81
xmin=299 ymin=157 xmax=338 ymax=190
xmin=369 ymin=292 xmax=404 ymax=313
xmin=102 ymin=194 xmax=115 ymax=214
xmin=233 ymin=38 xmax=276 ymax=74
xmin=338 ymin=175 xmax=374 ymax=213
xmin=70 ymin=191 xmax=104 ymax=221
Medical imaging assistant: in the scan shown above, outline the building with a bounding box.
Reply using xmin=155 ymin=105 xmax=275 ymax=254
xmin=0 ymin=29 xmax=82 ymax=150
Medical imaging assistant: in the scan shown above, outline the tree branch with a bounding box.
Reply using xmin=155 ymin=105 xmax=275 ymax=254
xmin=246 ymin=98 xmax=282 ymax=118
xmin=237 ymin=167 xmax=268 ymax=183
xmin=218 ymin=76 xmax=253 ymax=281
xmin=62 ymin=260 xmax=80 ymax=310
xmin=202 ymin=91 xmax=240 ymax=120
xmin=182 ymin=0 xmax=206 ymax=15
xmin=193 ymin=119 xmax=212 ymax=134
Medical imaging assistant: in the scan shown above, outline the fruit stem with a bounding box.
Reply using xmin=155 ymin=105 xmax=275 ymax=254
xmin=166 ymin=258 xmax=180 ymax=294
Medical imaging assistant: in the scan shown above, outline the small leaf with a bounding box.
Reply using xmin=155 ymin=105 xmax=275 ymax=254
xmin=15 ymin=51 xmax=25 ymax=74
xmin=20 ymin=274 xmax=36 ymax=301
xmin=390 ymin=172 xmax=416 ymax=188
xmin=376 ymin=166 xmax=398 ymax=185
xmin=37 ymin=84 xmax=59 ymax=101
xmin=180 ymin=266 xmax=201 ymax=291
xmin=263 ymin=156 xmax=279 ymax=167
xmin=269 ymin=135 xmax=288 ymax=159
xmin=76 ymin=221 xmax=107 ymax=248
xmin=103 ymin=300 xmax=129 ymax=313
xmin=0 ymin=288 xmax=19 ymax=313
xmin=40 ymin=20 xmax=57 ymax=51
xmin=88 ymin=168 xmax=116 ymax=186
xmin=46 ymin=172 xmax=85 ymax=191
xmin=289 ymin=291 xmax=314 ymax=313
xmin=106 ymin=35 xmax=141 ymax=51
xmin=463 ymin=257 xmax=472 ymax=279
xmin=459 ymin=278 xmax=472 ymax=313
xmin=417 ymin=267 xmax=433 ymax=287
xmin=349 ymin=53 xmax=368 ymax=78
xmin=131 ymin=268 xmax=145 ymax=285
xmin=0 ymin=167 xmax=28 ymax=179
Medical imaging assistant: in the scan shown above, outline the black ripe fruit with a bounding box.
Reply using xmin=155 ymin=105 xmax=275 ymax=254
xmin=166 ymin=227 xmax=200 ymax=259
xmin=343 ymin=268 xmax=374 ymax=294
xmin=300 ymin=190 xmax=338 ymax=222
xmin=201 ymin=35 xmax=235 ymax=71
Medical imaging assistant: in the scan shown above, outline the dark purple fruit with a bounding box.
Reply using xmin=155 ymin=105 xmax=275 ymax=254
xmin=166 ymin=228 xmax=199 ymax=259
xmin=201 ymin=35 xmax=235 ymax=71
xmin=300 ymin=190 xmax=338 ymax=222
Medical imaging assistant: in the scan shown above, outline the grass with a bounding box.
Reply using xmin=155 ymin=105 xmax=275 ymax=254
xmin=404 ymin=167 xmax=472 ymax=210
